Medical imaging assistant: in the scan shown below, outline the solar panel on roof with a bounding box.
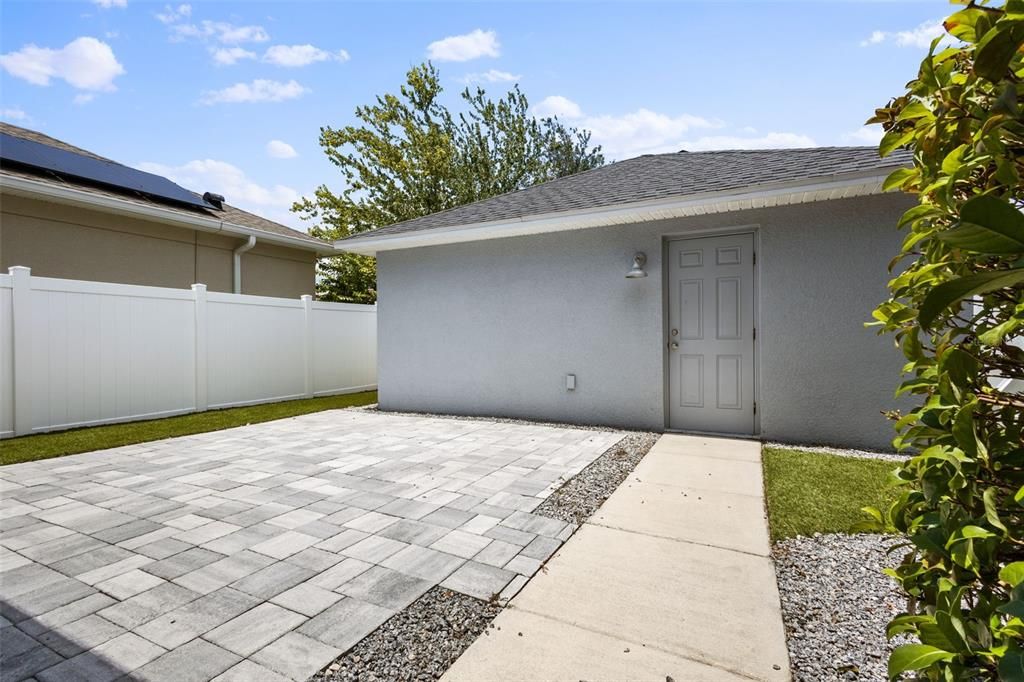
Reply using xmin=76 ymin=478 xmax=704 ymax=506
xmin=0 ymin=132 xmax=217 ymax=211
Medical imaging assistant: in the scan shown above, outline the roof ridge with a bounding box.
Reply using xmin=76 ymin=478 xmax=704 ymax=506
xmin=665 ymin=145 xmax=883 ymax=155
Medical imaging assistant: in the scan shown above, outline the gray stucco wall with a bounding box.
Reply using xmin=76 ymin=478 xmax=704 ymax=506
xmin=376 ymin=192 xmax=915 ymax=450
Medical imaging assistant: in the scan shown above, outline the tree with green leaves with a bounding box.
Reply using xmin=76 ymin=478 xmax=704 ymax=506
xmin=862 ymin=1 xmax=1024 ymax=679
xmin=294 ymin=62 xmax=604 ymax=303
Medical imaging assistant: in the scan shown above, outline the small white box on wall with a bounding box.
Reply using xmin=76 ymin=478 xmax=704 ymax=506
xmin=566 ymin=374 xmax=576 ymax=391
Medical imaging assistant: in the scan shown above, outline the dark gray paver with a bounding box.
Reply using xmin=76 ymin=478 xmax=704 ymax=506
xmin=204 ymin=602 xmax=306 ymax=657
xmin=97 ymin=582 xmax=200 ymax=630
xmin=0 ymin=644 xmax=64 ymax=681
xmin=143 ymin=548 xmax=226 ymax=580
xmin=134 ymin=587 xmax=259 ymax=649
xmin=380 ymin=544 xmax=464 ymax=582
xmin=270 ymin=582 xmax=343 ymax=617
xmin=211 ymin=659 xmax=290 ymax=682
xmin=229 ymin=561 xmax=314 ymax=600
xmin=35 ymin=614 xmax=125 ymax=657
xmin=251 ymin=631 xmax=341 ymax=681
xmin=337 ymin=565 xmax=433 ymax=611
xmin=298 ymin=598 xmax=394 ymax=652
xmin=134 ymin=638 xmax=240 ymax=682
xmin=377 ymin=519 xmax=449 ymax=547
xmin=15 ymin=593 xmax=116 ymax=637
xmin=440 ymin=561 xmax=517 ymax=601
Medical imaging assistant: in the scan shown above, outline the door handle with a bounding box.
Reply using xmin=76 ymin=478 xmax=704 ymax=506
xmin=669 ymin=342 xmax=679 ymax=350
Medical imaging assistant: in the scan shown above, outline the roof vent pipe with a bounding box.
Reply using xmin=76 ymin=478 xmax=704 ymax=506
xmin=233 ymin=235 xmax=256 ymax=294
xmin=203 ymin=192 xmax=225 ymax=210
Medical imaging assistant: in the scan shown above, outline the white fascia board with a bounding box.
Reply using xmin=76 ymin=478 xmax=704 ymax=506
xmin=337 ymin=170 xmax=897 ymax=256
xmin=0 ymin=173 xmax=336 ymax=255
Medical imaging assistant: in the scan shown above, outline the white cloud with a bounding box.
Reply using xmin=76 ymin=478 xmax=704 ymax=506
xmin=861 ymin=19 xmax=948 ymax=48
xmin=156 ymin=4 xmax=191 ymax=24
xmin=460 ymin=69 xmax=520 ymax=84
xmin=583 ymin=109 xmax=723 ymax=157
xmin=211 ymin=47 xmax=256 ymax=66
xmin=532 ymin=95 xmax=813 ymax=158
xmin=0 ymin=108 xmax=30 ymax=122
xmin=263 ymin=44 xmax=348 ymax=67
xmin=93 ymin=0 xmax=127 ymax=8
xmin=842 ymin=125 xmax=884 ymax=145
xmin=199 ymin=79 xmax=308 ymax=105
xmin=862 ymin=30 xmax=886 ymax=46
xmin=533 ymin=95 xmax=583 ymax=119
xmin=678 ymin=132 xmax=817 ymax=152
xmin=0 ymin=37 xmax=125 ymax=92
xmin=171 ymin=20 xmax=269 ymax=44
xmin=427 ymin=29 xmax=499 ymax=62
xmin=266 ymin=140 xmax=298 ymax=159
xmin=73 ymin=93 xmax=96 ymax=105
xmin=136 ymin=158 xmax=305 ymax=228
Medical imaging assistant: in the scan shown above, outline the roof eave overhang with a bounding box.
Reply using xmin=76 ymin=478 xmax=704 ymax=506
xmin=337 ymin=169 xmax=902 ymax=256
xmin=0 ymin=173 xmax=337 ymax=255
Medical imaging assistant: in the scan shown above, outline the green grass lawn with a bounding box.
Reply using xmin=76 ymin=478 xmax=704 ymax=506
xmin=762 ymin=446 xmax=902 ymax=541
xmin=1 ymin=391 xmax=378 ymax=467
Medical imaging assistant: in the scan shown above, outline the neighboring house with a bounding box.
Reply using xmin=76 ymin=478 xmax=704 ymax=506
xmin=0 ymin=123 xmax=332 ymax=298
xmin=340 ymin=147 xmax=915 ymax=450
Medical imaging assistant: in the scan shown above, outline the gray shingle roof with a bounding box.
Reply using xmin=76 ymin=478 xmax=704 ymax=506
xmin=0 ymin=122 xmax=328 ymax=250
xmin=344 ymin=146 xmax=911 ymax=243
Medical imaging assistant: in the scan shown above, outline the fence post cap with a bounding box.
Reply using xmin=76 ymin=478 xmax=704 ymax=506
xmin=300 ymin=294 xmax=313 ymax=302
xmin=191 ymin=283 xmax=207 ymax=292
xmin=8 ymin=265 xmax=31 ymax=276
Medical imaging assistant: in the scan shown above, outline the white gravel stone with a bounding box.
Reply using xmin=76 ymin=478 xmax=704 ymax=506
xmin=773 ymin=533 xmax=907 ymax=681
xmin=764 ymin=442 xmax=907 ymax=463
xmin=533 ymin=432 xmax=660 ymax=525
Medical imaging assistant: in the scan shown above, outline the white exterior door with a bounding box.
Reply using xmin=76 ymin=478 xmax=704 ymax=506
xmin=667 ymin=233 xmax=756 ymax=435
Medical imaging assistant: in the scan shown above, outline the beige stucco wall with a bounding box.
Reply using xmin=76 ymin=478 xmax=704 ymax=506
xmin=0 ymin=194 xmax=317 ymax=297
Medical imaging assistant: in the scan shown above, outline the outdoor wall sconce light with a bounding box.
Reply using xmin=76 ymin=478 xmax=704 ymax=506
xmin=626 ymin=252 xmax=648 ymax=279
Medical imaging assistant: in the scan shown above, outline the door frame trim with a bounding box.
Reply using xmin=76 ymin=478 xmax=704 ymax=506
xmin=661 ymin=225 xmax=761 ymax=435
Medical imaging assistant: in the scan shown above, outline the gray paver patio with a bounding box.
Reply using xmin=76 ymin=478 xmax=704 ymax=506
xmin=0 ymin=410 xmax=621 ymax=681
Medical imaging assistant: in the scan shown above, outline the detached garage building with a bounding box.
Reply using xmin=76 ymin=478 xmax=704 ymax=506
xmin=340 ymin=147 xmax=914 ymax=450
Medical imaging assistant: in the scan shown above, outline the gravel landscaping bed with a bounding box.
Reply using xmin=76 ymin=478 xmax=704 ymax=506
xmin=765 ymin=441 xmax=907 ymax=463
xmin=534 ymin=431 xmax=660 ymax=525
xmin=310 ymin=587 xmax=503 ymax=682
xmin=773 ymin=533 xmax=906 ymax=681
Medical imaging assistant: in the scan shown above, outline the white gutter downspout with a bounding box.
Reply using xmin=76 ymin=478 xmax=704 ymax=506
xmin=232 ymin=235 xmax=256 ymax=294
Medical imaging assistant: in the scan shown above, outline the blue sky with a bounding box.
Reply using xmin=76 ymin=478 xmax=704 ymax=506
xmin=1 ymin=0 xmax=945 ymax=229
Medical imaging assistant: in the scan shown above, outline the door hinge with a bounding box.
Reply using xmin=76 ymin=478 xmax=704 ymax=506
xmin=753 ymin=252 xmax=757 ymax=266
xmin=753 ymin=327 xmax=757 ymax=340
xmin=753 ymin=401 xmax=757 ymax=414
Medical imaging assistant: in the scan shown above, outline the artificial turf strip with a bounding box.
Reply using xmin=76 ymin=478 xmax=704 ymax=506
xmin=762 ymin=447 xmax=902 ymax=542
xmin=0 ymin=390 xmax=378 ymax=467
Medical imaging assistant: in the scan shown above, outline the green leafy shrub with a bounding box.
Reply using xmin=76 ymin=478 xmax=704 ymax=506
xmin=864 ymin=1 xmax=1024 ymax=679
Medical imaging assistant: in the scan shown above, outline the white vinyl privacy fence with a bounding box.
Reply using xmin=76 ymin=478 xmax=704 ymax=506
xmin=0 ymin=267 xmax=377 ymax=437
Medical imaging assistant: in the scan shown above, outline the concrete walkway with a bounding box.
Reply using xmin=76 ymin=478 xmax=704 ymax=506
xmin=443 ymin=434 xmax=791 ymax=682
